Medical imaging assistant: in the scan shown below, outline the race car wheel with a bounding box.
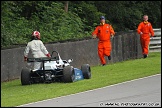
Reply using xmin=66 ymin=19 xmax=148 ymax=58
xmin=81 ymin=64 xmax=91 ymax=79
xmin=63 ymin=66 xmax=75 ymax=83
xmin=21 ymin=68 xmax=32 ymax=85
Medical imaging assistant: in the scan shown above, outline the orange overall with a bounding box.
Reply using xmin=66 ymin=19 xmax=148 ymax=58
xmin=137 ymin=21 xmax=154 ymax=55
xmin=92 ymin=24 xmax=115 ymax=65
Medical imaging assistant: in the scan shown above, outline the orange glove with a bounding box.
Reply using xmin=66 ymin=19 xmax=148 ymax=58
xmin=46 ymin=53 xmax=51 ymax=57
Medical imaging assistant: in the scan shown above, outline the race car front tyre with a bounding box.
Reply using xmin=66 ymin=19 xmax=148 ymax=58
xmin=63 ymin=66 xmax=75 ymax=83
xmin=81 ymin=64 xmax=91 ymax=79
xmin=21 ymin=68 xmax=32 ymax=85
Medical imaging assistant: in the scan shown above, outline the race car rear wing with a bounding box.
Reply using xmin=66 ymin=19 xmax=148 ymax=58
xmin=27 ymin=57 xmax=59 ymax=62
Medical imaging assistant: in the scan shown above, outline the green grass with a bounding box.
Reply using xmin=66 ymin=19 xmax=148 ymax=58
xmin=1 ymin=52 xmax=161 ymax=107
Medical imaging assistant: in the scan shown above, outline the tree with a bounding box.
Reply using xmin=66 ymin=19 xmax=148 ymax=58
xmin=64 ymin=1 xmax=69 ymax=12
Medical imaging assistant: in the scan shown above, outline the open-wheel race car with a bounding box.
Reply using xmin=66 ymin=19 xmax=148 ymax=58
xmin=21 ymin=51 xmax=91 ymax=85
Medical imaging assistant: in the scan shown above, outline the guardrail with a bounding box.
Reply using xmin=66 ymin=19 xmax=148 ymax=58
xmin=149 ymin=28 xmax=161 ymax=52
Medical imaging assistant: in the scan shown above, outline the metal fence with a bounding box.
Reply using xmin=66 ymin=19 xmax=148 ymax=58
xmin=149 ymin=28 xmax=161 ymax=52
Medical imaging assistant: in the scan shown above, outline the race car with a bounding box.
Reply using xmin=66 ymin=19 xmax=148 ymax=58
xmin=21 ymin=51 xmax=91 ymax=85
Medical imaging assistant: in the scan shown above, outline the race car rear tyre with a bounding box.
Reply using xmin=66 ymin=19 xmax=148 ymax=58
xmin=21 ymin=68 xmax=32 ymax=85
xmin=63 ymin=66 xmax=75 ymax=83
xmin=81 ymin=64 xmax=91 ymax=79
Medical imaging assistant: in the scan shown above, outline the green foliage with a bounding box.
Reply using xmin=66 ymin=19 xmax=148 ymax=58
xmin=94 ymin=1 xmax=161 ymax=31
xmin=69 ymin=1 xmax=105 ymax=31
xmin=1 ymin=1 xmax=161 ymax=48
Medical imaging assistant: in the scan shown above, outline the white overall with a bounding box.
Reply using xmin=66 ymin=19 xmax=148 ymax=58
xmin=24 ymin=40 xmax=49 ymax=70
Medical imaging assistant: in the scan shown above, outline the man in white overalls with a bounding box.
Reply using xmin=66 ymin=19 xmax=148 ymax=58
xmin=24 ymin=31 xmax=51 ymax=70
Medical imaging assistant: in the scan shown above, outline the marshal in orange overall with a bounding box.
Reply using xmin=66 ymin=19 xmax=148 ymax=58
xmin=92 ymin=16 xmax=115 ymax=66
xmin=137 ymin=15 xmax=154 ymax=58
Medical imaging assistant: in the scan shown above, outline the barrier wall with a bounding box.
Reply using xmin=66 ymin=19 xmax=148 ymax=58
xmin=149 ymin=28 xmax=161 ymax=52
xmin=1 ymin=31 xmax=143 ymax=82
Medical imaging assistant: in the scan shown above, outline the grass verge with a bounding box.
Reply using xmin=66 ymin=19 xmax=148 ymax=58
xmin=1 ymin=52 xmax=161 ymax=107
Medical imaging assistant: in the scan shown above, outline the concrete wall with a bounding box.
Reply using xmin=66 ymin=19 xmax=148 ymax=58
xmin=1 ymin=31 xmax=142 ymax=82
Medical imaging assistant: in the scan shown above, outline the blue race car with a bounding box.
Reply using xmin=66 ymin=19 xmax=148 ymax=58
xmin=21 ymin=51 xmax=91 ymax=85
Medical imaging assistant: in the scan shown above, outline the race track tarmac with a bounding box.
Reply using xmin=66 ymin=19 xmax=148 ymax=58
xmin=17 ymin=74 xmax=161 ymax=107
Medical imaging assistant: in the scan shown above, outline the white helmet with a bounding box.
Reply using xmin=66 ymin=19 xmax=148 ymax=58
xmin=32 ymin=31 xmax=40 ymax=39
